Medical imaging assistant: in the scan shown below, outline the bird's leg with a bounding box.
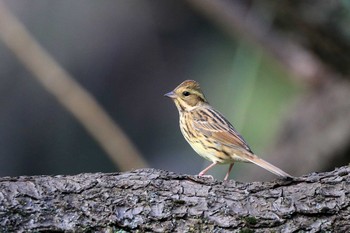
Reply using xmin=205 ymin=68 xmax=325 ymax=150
xmin=198 ymin=162 xmax=217 ymax=179
xmin=224 ymin=163 xmax=234 ymax=180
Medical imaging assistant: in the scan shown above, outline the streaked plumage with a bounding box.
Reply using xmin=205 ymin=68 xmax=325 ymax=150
xmin=165 ymin=80 xmax=292 ymax=180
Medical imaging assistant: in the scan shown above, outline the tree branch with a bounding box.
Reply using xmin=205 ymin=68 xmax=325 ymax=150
xmin=186 ymin=0 xmax=335 ymax=86
xmin=1 ymin=167 xmax=349 ymax=232
xmin=0 ymin=1 xmax=147 ymax=171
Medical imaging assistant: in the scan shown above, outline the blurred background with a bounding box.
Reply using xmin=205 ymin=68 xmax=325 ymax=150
xmin=0 ymin=0 xmax=349 ymax=181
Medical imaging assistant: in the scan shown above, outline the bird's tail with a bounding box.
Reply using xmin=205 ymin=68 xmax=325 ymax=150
xmin=244 ymin=154 xmax=293 ymax=179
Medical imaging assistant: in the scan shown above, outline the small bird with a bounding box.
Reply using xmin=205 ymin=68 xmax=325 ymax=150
xmin=165 ymin=80 xmax=292 ymax=180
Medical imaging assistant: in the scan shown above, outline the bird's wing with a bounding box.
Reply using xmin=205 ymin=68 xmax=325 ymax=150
xmin=192 ymin=107 xmax=293 ymax=178
xmin=192 ymin=108 xmax=253 ymax=153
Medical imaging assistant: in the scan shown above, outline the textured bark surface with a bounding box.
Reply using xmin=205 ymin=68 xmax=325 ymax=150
xmin=0 ymin=167 xmax=349 ymax=232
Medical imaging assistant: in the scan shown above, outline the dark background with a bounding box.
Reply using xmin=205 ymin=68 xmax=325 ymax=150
xmin=1 ymin=0 xmax=349 ymax=181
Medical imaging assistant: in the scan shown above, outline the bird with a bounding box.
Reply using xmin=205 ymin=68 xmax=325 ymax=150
xmin=164 ymin=80 xmax=293 ymax=180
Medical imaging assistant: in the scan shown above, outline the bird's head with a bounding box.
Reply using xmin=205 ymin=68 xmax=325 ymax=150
xmin=164 ymin=80 xmax=208 ymax=112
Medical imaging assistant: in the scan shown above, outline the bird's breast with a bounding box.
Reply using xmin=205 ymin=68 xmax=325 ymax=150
xmin=179 ymin=113 xmax=236 ymax=164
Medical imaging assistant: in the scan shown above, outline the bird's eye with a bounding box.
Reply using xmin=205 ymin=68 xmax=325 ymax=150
xmin=182 ymin=91 xmax=190 ymax=96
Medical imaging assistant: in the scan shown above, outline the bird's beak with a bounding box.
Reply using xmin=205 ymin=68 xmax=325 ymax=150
xmin=164 ymin=91 xmax=176 ymax=99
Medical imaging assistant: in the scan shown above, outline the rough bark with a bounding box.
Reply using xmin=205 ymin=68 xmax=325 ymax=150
xmin=1 ymin=167 xmax=350 ymax=232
